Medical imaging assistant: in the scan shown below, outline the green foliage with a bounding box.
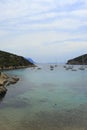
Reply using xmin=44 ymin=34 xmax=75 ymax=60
xmin=67 ymin=54 xmax=87 ymax=65
xmin=0 ymin=50 xmax=34 ymax=68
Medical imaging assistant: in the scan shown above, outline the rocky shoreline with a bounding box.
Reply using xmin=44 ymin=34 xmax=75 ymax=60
xmin=0 ymin=65 xmax=36 ymax=70
xmin=0 ymin=72 xmax=19 ymax=97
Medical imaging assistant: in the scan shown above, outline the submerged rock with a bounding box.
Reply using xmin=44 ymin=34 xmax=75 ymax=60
xmin=9 ymin=77 xmax=19 ymax=85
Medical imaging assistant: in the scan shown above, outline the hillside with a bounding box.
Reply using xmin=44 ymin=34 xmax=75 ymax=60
xmin=0 ymin=50 xmax=35 ymax=70
xmin=67 ymin=54 xmax=87 ymax=65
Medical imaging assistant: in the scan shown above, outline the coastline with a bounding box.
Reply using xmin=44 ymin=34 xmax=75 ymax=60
xmin=0 ymin=64 xmax=37 ymax=97
xmin=0 ymin=64 xmax=36 ymax=71
xmin=0 ymin=64 xmax=87 ymax=130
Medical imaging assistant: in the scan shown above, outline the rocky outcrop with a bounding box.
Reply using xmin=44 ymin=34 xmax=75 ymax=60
xmin=0 ymin=72 xmax=19 ymax=97
xmin=7 ymin=77 xmax=19 ymax=85
xmin=67 ymin=54 xmax=87 ymax=65
xmin=0 ymin=50 xmax=35 ymax=70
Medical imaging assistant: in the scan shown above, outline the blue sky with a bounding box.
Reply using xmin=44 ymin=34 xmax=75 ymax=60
xmin=0 ymin=0 xmax=87 ymax=63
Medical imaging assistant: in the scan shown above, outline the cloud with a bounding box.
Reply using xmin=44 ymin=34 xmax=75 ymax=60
xmin=0 ymin=0 xmax=86 ymax=34
xmin=0 ymin=0 xmax=87 ymax=62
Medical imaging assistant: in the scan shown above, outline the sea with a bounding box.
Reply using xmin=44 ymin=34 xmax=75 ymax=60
xmin=0 ymin=64 xmax=87 ymax=130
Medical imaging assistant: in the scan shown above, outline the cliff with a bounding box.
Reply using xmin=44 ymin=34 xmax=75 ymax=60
xmin=67 ymin=54 xmax=87 ymax=65
xmin=0 ymin=50 xmax=35 ymax=70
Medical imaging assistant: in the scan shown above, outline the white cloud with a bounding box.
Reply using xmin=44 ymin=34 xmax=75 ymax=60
xmin=0 ymin=0 xmax=87 ymax=62
xmin=71 ymin=8 xmax=87 ymax=17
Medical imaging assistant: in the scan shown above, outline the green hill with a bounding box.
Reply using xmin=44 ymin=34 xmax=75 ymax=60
xmin=0 ymin=50 xmax=35 ymax=70
xmin=67 ymin=54 xmax=87 ymax=65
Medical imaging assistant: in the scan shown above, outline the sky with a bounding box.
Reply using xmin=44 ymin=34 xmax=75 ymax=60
xmin=0 ymin=0 xmax=87 ymax=63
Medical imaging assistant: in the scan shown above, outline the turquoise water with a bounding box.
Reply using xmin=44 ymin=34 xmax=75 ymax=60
xmin=0 ymin=64 xmax=87 ymax=130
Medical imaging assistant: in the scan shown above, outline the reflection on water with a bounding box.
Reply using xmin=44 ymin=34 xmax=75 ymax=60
xmin=0 ymin=64 xmax=87 ymax=130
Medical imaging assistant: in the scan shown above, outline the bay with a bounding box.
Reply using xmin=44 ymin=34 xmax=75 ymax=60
xmin=0 ymin=64 xmax=87 ymax=130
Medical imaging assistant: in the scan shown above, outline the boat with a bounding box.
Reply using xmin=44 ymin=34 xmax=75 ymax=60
xmin=55 ymin=64 xmax=58 ymax=67
xmin=79 ymin=66 xmax=85 ymax=70
xmin=71 ymin=68 xmax=77 ymax=71
xmin=79 ymin=56 xmax=85 ymax=70
xmin=50 ymin=65 xmax=54 ymax=70
xmin=65 ymin=65 xmax=73 ymax=70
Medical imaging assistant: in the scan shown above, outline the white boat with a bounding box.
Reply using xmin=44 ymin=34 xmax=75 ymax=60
xmin=79 ymin=66 xmax=85 ymax=70
xmin=65 ymin=65 xmax=73 ymax=70
xmin=71 ymin=68 xmax=77 ymax=71
xmin=79 ymin=56 xmax=85 ymax=70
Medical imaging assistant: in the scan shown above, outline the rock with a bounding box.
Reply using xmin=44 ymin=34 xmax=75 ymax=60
xmin=0 ymin=73 xmax=8 ymax=86
xmin=9 ymin=77 xmax=19 ymax=84
xmin=0 ymin=72 xmax=19 ymax=98
xmin=0 ymin=79 xmax=8 ymax=86
xmin=0 ymin=72 xmax=9 ymax=79
xmin=0 ymin=86 xmax=7 ymax=96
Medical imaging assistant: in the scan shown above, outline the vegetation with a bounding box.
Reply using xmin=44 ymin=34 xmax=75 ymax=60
xmin=0 ymin=50 xmax=34 ymax=69
xmin=67 ymin=54 xmax=87 ymax=65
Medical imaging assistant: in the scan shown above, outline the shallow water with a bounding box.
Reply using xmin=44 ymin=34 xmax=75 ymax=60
xmin=0 ymin=64 xmax=87 ymax=130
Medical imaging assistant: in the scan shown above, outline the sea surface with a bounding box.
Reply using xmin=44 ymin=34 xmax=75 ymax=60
xmin=0 ymin=64 xmax=87 ymax=130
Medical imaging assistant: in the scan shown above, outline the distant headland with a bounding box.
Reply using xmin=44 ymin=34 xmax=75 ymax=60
xmin=67 ymin=54 xmax=87 ymax=65
xmin=0 ymin=50 xmax=36 ymax=70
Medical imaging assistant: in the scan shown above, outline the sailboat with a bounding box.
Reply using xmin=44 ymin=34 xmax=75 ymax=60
xmin=79 ymin=65 xmax=85 ymax=70
xmin=79 ymin=55 xmax=85 ymax=70
xmin=71 ymin=67 xmax=77 ymax=71
xmin=54 ymin=58 xmax=58 ymax=67
xmin=65 ymin=65 xmax=73 ymax=70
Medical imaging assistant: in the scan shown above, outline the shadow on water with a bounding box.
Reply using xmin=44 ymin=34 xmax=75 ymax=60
xmin=0 ymin=98 xmax=31 ymax=109
xmin=0 ymin=92 xmax=7 ymax=103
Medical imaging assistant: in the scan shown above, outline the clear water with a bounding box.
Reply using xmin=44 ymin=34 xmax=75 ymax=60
xmin=0 ymin=64 xmax=87 ymax=130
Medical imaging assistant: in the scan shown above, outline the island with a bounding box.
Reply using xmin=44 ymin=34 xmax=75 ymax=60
xmin=67 ymin=54 xmax=87 ymax=65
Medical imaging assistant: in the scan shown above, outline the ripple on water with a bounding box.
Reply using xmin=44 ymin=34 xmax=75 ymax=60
xmin=19 ymin=104 xmax=87 ymax=130
xmin=0 ymin=98 xmax=31 ymax=109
